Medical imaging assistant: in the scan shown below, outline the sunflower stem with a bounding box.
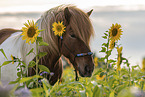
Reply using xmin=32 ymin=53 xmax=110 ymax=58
xmin=36 ymin=40 xmax=39 ymax=87
xmin=128 ymin=67 xmax=131 ymax=86
xmin=106 ymin=36 xmax=109 ymax=69
xmin=0 ymin=67 xmax=1 ymax=81
xmin=106 ymin=31 xmax=110 ymax=82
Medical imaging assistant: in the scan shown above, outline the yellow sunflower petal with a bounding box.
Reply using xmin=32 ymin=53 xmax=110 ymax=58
xmin=24 ymin=23 xmax=29 ymax=27
xmin=30 ymin=38 xmax=35 ymax=44
xmin=32 ymin=20 xmax=34 ymax=26
xmin=11 ymin=55 xmax=14 ymax=64
xmin=22 ymin=36 xmax=27 ymax=40
xmin=22 ymin=27 xmax=27 ymax=31
xmin=109 ymin=39 xmax=115 ymax=50
xmin=26 ymin=38 xmax=30 ymax=43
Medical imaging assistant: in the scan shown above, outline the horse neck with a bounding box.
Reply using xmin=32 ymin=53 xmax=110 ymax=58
xmin=36 ymin=17 xmax=62 ymax=71
xmin=39 ymin=47 xmax=61 ymax=72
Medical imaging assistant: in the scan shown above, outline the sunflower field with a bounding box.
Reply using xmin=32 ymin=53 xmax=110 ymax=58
xmin=0 ymin=21 xmax=145 ymax=97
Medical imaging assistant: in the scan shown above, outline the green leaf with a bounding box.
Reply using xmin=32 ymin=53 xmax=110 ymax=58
xmin=17 ymin=72 xmax=21 ymax=77
xmin=9 ymin=78 xmax=21 ymax=84
xmin=20 ymin=75 xmax=42 ymax=83
xmin=30 ymin=88 xmax=44 ymax=97
xmin=100 ymin=72 xmax=105 ymax=76
xmin=0 ymin=49 xmax=8 ymax=60
xmin=37 ymin=37 xmax=43 ymax=42
xmin=91 ymin=81 xmax=98 ymax=87
xmin=99 ymin=47 xmax=106 ymax=52
xmin=21 ymin=61 xmax=27 ymax=67
xmin=32 ymin=75 xmax=43 ymax=79
xmin=93 ymin=85 xmax=101 ymax=97
xmin=38 ymin=52 xmax=47 ymax=58
xmin=39 ymin=29 xmax=45 ymax=32
xmin=93 ymin=68 xmax=103 ymax=75
xmin=28 ymin=61 xmax=36 ymax=68
xmin=102 ymin=43 xmax=107 ymax=47
xmin=106 ymin=50 xmax=112 ymax=57
xmin=30 ymin=88 xmax=44 ymax=93
xmin=102 ymin=36 xmax=107 ymax=39
xmin=80 ymin=90 xmax=87 ymax=97
xmin=109 ymin=91 xmax=114 ymax=97
xmin=108 ymin=59 xmax=116 ymax=64
xmin=26 ymin=48 xmax=34 ymax=56
xmin=20 ymin=77 xmax=33 ymax=83
xmin=42 ymin=79 xmax=49 ymax=97
xmin=117 ymin=87 xmax=133 ymax=97
xmin=0 ymin=61 xmax=12 ymax=67
xmin=38 ymin=65 xmax=50 ymax=73
xmin=39 ymin=41 xmax=49 ymax=46
xmin=104 ymin=32 xmax=108 ymax=36
xmin=98 ymin=57 xmax=105 ymax=62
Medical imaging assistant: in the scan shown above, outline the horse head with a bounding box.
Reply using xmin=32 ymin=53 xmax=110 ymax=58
xmin=60 ymin=7 xmax=94 ymax=78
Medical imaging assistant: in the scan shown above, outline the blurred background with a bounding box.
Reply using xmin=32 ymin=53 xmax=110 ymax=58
xmin=0 ymin=0 xmax=145 ymax=67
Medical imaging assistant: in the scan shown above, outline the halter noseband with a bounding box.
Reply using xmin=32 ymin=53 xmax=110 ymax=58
xmin=59 ymin=36 xmax=93 ymax=81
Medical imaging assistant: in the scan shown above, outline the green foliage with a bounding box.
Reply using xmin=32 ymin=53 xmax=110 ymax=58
xmin=93 ymin=85 xmax=101 ymax=97
xmin=0 ymin=23 xmax=145 ymax=97
xmin=0 ymin=49 xmax=8 ymax=60
xmin=37 ymin=37 xmax=49 ymax=46
xmin=38 ymin=65 xmax=50 ymax=73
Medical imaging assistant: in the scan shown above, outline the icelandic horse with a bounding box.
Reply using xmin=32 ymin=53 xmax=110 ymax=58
xmin=0 ymin=5 xmax=94 ymax=85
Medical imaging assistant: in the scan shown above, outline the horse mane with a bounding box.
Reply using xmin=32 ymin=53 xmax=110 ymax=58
xmin=38 ymin=5 xmax=94 ymax=57
xmin=0 ymin=28 xmax=21 ymax=45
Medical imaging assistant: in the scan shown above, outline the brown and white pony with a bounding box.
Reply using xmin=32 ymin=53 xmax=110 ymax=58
xmin=0 ymin=5 xmax=94 ymax=85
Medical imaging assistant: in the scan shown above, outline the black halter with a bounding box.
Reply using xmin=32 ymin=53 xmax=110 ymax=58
xmin=59 ymin=36 xmax=93 ymax=81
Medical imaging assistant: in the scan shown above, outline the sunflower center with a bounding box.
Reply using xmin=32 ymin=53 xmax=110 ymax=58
xmin=27 ymin=27 xmax=36 ymax=37
xmin=112 ymin=28 xmax=118 ymax=36
xmin=99 ymin=75 xmax=103 ymax=77
xmin=56 ymin=25 xmax=62 ymax=32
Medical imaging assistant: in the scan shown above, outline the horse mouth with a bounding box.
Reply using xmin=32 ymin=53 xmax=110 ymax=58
xmin=78 ymin=67 xmax=93 ymax=77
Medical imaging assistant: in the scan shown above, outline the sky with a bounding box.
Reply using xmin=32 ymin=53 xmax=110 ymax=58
xmin=0 ymin=0 xmax=145 ymax=13
xmin=0 ymin=0 xmax=145 ymax=66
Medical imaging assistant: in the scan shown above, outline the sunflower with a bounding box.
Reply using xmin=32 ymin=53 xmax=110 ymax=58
xmin=52 ymin=21 xmax=66 ymax=36
xmin=109 ymin=39 xmax=115 ymax=50
xmin=96 ymin=74 xmax=105 ymax=80
xmin=117 ymin=46 xmax=123 ymax=56
xmin=11 ymin=55 xmax=14 ymax=64
xmin=116 ymin=47 xmax=123 ymax=71
xmin=142 ymin=58 xmax=145 ymax=72
xmin=94 ymin=57 xmax=98 ymax=67
xmin=96 ymin=72 xmax=106 ymax=80
xmin=109 ymin=23 xmax=123 ymax=41
xmin=21 ymin=20 xmax=40 ymax=44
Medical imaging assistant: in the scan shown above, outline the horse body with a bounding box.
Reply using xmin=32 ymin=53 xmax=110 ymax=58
xmin=0 ymin=5 xmax=94 ymax=85
xmin=0 ymin=31 xmax=36 ymax=85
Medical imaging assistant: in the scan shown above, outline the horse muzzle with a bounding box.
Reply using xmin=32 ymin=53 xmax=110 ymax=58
xmin=78 ymin=64 xmax=94 ymax=77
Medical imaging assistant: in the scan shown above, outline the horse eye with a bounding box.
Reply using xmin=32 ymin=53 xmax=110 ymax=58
xmin=70 ymin=34 xmax=76 ymax=38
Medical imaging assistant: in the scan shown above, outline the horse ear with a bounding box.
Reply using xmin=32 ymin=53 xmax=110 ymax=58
xmin=87 ymin=9 xmax=93 ymax=16
xmin=64 ymin=7 xmax=71 ymax=25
